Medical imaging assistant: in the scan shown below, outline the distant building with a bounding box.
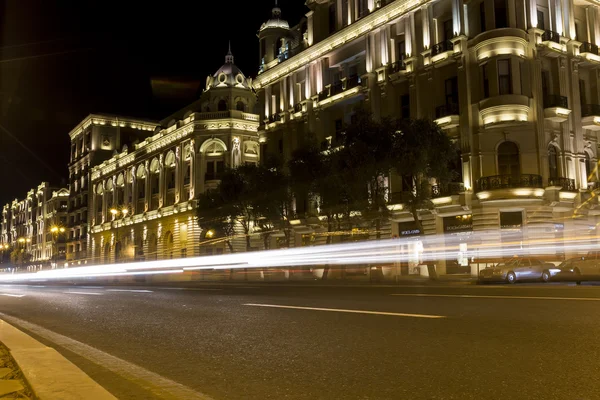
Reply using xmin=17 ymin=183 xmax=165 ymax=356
xmin=0 ymin=183 xmax=69 ymax=270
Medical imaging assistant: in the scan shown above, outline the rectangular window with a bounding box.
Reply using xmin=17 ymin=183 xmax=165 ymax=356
xmin=443 ymin=19 xmax=453 ymax=42
xmin=357 ymin=0 xmax=368 ymax=18
xmin=400 ymin=94 xmax=410 ymax=119
xmin=498 ymin=59 xmax=512 ymax=95
xmin=397 ymin=40 xmax=406 ymax=64
xmin=278 ymin=139 xmax=283 ymax=153
xmin=541 ymin=70 xmax=550 ymax=98
xmin=536 ymin=10 xmax=544 ymax=30
xmin=341 ymin=0 xmax=349 ymax=27
xmin=480 ymin=2 xmax=486 ymax=33
xmin=329 ymin=3 xmax=336 ymax=34
xmin=494 ymin=0 xmax=507 ymax=28
xmin=579 ymin=79 xmax=586 ymax=107
xmin=445 ymin=77 xmax=459 ymax=105
xmin=482 ymin=64 xmax=490 ymax=98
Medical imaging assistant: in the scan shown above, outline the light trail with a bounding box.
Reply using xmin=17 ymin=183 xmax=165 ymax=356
xmin=0 ymin=228 xmax=599 ymax=282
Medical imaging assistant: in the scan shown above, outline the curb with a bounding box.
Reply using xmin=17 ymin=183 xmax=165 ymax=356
xmin=0 ymin=319 xmax=116 ymax=400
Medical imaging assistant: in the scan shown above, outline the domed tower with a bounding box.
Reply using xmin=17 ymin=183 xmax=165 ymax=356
xmin=258 ymin=1 xmax=290 ymax=72
xmin=202 ymin=43 xmax=256 ymax=114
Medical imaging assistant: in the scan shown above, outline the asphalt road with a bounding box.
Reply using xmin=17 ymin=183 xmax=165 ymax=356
xmin=0 ymin=281 xmax=599 ymax=400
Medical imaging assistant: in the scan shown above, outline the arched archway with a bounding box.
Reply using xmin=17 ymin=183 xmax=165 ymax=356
xmin=585 ymin=151 xmax=593 ymax=180
xmin=218 ymin=99 xmax=227 ymax=111
xmin=103 ymin=242 xmax=111 ymax=264
xmin=498 ymin=141 xmax=520 ymax=176
xmin=548 ymin=145 xmax=559 ymax=180
xmin=147 ymin=233 xmax=157 ymax=261
xmin=163 ymin=231 xmax=174 ymax=259
xmin=236 ymin=101 xmax=245 ymax=111
xmin=115 ymin=241 xmax=122 ymax=262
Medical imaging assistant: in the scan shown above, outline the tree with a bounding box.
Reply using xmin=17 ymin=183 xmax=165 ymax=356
xmin=341 ymin=108 xmax=398 ymax=241
xmin=196 ymin=189 xmax=236 ymax=254
xmin=196 ymin=164 xmax=261 ymax=253
xmin=253 ymin=160 xmax=295 ymax=250
xmin=393 ymin=118 xmax=458 ymax=279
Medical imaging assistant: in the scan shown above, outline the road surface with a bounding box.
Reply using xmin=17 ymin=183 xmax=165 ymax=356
xmin=0 ymin=282 xmax=598 ymax=399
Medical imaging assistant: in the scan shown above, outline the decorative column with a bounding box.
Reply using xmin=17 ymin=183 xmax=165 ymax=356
xmin=131 ymin=166 xmax=137 ymax=215
xmin=144 ymin=160 xmax=150 ymax=212
xmin=189 ymin=139 xmax=196 ymax=200
xmin=175 ymin=146 xmax=181 ymax=204
xmin=528 ymin=0 xmax=538 ymax=28
xmin=306 ymin=11 xmax=314 ymax=46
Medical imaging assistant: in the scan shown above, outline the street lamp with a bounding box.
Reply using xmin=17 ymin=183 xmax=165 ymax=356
xmin=50 ymin=226 xmax=66 ymax=268
xmin=110 ymin=207 xmax=129 ymax=262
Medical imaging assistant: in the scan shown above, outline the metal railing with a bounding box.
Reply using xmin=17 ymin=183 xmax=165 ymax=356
xmin=268 ymin=113 xmax=281 ymax=123
xmin=475 ymin=174 xmax=543 ymax=192
xmin=294 ymin=103 xmax=303 ymax=113
xmin=390 ymin=60 xmax=406 ymax=73
xmin=582 ymin=104 xmax=600 ymax=117
xmin=544 ymin=94 xmax=568 ymax=109
xmin=346 ymin=74 xmax=361 ymax=89
xmin=431 ymin=182 xmax=465 ymax=198
xmin=580 ymin=42 xmax=599 ymax=55
xmin=435 ymin=103 xmax=460 ymax=119
xmin=541 ymin=30 xmax=561 ymax=43
xmin=431 ymin=40 xmax=453 ymax=56
xmin=547 ymin=177 xmax=576 ymax=191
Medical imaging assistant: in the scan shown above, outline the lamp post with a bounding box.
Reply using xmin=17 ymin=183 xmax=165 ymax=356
xmin=110 ymin=207 xmax=129 ymax=262
xmin=50 ymin=226 xmax=66 ymax=269
xmin=0 ymin=244 xmax=10 ymax=266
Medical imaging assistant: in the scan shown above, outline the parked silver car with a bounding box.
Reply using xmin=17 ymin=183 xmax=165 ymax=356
xmin=479 ymin=257 xmax=559 ymax=283
xmin=556 ymin=252 xmax=600 ymax=284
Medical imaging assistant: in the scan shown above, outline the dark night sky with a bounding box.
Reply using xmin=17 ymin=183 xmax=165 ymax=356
xmin=0 ymin=0 xmax=307 ymax=205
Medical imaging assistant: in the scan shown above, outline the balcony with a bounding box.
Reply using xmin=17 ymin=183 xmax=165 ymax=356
xmin=579 ymin=42 xmax=600 ymax=66
xmin=434 ymin=103 xmax=460 ymax=129
xmin=428 ymin=40 xmax=454 ymax=65
xmin=431 ymin=182 xmax=464 ymax=198
xmin=316 ymin=75 xmax=363 ymax=108
xmin=389 ymin=59 xmax=406 ymax=74
xmin=547 ymin=177 xmax=576 ymax=192
xmin=543 ymin=95 xmax=571 ymax=122
xmin=293 ymin=102 xmax=303 ymax=114
xmin=582 ymin=104 xmax=600 ymax=131
xmin=541 ymin=30 xmax=560 ymax=44
xmin=268 ymin=113 xmax=282 ymax=124
xmin=538 ymin=30 xmax=566 ymax=56
xmin=476 ymin=174 xmax=544 ymax=200
xmin=472 ymin=28 xmax=528 ymax=61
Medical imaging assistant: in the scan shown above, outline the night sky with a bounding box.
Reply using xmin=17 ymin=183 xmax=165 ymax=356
xmin=0 ymin=0 xmax=307 ymax=206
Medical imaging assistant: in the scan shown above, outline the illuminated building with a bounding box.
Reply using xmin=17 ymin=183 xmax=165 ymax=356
xmin=66 ymin=114 xmax=160 ymax=264
xmin=253 ymin=0 xmax=600 ymax=275
xmin=87 ymin=48 xmax=260 ymax=262
xmin=0 ymin=183 xmax=69 ymax=270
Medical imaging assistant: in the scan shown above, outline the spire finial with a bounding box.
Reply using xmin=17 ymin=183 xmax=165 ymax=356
xmin=272 ymin=0 xmax=281 ymax=18
xmin=225 ymin=41 xmax=234 ymax=64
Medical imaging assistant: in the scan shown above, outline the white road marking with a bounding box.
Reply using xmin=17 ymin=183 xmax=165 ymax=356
xmin=65 ymin=291 xmax=103 ymax=296
xmin=244 ymin=303 xmax=446 ymax=319
xmin=30 ymin=285 xmax=46 ymax=288
xmin=161 ymin=287 xmax=223 ymax=291
xmin=106 ymin=289 xmax=153 ymax=293
xmin=0 ymin=313 xmax=212 ymax=400
xmin=391 ymin=293 xmax=600 ymax=301
xmin=0 ymin=294 xmax=25 ymax=298
xmin=80 ymin=286 xmax=104 ymax=289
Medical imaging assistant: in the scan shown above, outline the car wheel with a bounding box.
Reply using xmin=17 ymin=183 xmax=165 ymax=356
xmin=506 ymin=271 xmax=517 ymax=284
xmin=542 ymin=270 xmax=551 ymax=283
xmin=574 ymin=268 xmax=582 ymax=285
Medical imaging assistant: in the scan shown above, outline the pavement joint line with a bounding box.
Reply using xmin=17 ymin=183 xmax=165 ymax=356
xmin=0 ymin=313 xmax=213 ymax=400
xmin=0 ymin=294 xmax=25 ymax=298
xmin=244 ymin=303 xmax=446 ymax=319
xmin=65 ymin=291 xmax=103 ymax=295
xmin=105 ymin=289 xmax=153 ymax=293
xmin=391 ymin=294 xmax=600 ymax=301
xmin=0 ymin=317 xmax=116 ymax=399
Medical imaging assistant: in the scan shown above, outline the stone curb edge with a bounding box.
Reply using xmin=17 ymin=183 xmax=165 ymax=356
xmin=0 ymin=319 xmax=116 ymax=400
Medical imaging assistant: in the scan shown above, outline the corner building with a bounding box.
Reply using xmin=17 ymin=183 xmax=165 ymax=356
xmin=253 ymin=0 xmax=600 ymax=274
xmin=88 ymin=50 xmax=260 ymax=262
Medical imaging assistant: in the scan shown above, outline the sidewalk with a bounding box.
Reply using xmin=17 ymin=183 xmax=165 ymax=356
xmin=0 ymin=320 xmax=115 ymax=400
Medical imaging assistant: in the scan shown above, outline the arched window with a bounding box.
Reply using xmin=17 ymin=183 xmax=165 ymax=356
xmin=149 ymin=159 xmax=160 ymax=210
xmin=165 ymin=151 xmax=176 ymax=206
xmin=236 ymin=101 xmax=245 ymax=111
xmin=116 ymin=173 xmax=125 ymax=205
xmin=548 ymin=145 xmax=559 ymax=180
xmin=498 ymin=141 xmax=520 ymax=176
xmin=585 ymin=151 xmax=592 ymax=180
xmin=163 ymin=231 xmax=174 ymax=259
xmin=218 ymin=99 xmax=227 ymax=111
